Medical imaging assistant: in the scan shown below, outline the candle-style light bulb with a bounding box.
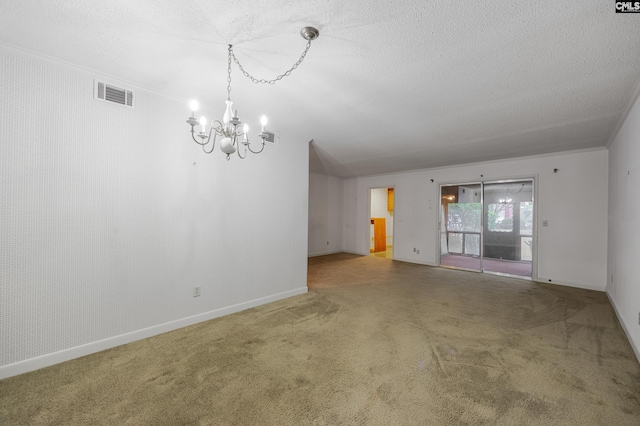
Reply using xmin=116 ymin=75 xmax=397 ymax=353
xmin=260 ymin=115 xmax=268 ymax=132
xmin=243 ymin=124 xmax=249 ymax=142
xmin=189 ymin=100 xmax=199 ymax=117
xmin=199 ymin=116 xmax=207 ymax=133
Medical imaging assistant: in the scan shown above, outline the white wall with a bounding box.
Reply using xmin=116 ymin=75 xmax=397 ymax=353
xmin=308 ymin=172 xmax=344 ymax=256
xmin=343 ymin=149 xmax=609 ymax=291
xmin=607 ymin=92 xmax=640 ymax=362
xmin=0 ymin=47 xmax=309 ymax=379
xmin=369 ymin=188 xmax=393 ymax=248
xmin=343 ymin=178 xmax=358 ymax=253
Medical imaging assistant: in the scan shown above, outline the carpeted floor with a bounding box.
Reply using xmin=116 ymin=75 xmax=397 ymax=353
xmin=1 ymin=253 xmax=639 ymax=425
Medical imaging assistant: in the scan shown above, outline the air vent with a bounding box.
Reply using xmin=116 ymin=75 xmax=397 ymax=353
xmin=94 ymin=80 xmax=135 ymax=108
xmin=263 ymin=131 xmax=277 ymax=144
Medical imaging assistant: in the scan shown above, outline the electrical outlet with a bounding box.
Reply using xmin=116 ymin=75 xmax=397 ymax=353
xmin=413 ymin=247 xmax=416 ymax=252
xmin=327 ymin=241 xmax=329 ymax=245
xmin=542 ymin=220 xmax=549 ymax=227
xmin=193 ymin=286 xmax=201 ymax=297
xmin=638 ymin=312 xmax=640 ymax=326
xmin=416 ymin=249 xmax=420 ymax=255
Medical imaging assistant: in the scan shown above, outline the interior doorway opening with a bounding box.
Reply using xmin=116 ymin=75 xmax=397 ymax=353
xmin=440 ymin=180 xmax=534 ymax=278
xmin=369 ymin=188 xmax=394 ymax=259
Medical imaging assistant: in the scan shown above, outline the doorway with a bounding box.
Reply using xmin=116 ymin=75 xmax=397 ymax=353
xmin=439 ymin=180 xmax=534 ymax=278
xmin=369 ymin=188 xmax=394 ymax=259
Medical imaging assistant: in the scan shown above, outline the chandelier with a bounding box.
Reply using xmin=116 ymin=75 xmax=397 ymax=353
xmin=186 ymin=27 xmax=320 ymax=160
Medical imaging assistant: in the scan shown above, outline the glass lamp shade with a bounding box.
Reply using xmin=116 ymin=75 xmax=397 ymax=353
xmin=220 ymin=137 xmax=236 ymax=155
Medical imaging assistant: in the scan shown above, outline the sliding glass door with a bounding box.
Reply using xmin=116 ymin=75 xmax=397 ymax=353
xmin=482 ymin=181 xmax=533 ymax=277
xmin=439 ymin=180 xmax=534 ymax=278
xmin=440 ymin=184 xmax=482 ymax=272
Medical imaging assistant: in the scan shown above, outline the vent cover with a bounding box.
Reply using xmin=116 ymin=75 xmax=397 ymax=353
xmin=263 ymin=131 xmax=277 ymax=144
xmin=94 ymin=80 xmax=134 ymax=108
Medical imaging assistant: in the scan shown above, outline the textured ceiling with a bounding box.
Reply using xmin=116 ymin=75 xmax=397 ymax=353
xmin=1 ymin=0 xmax=639 ymax=177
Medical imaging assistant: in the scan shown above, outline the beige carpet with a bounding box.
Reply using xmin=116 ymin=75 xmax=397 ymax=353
xmin=1 ymin=253 xmax=639 ymax=425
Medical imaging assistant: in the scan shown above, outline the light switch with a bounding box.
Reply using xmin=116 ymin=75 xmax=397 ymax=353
xmin=542 ymin=220 xmax=549 ymax=227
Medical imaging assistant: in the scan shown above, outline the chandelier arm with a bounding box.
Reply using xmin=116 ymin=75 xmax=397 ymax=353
xmin=247 ymin=140 xmax=266 ymax=154
xmin=190 ymin=120 xmax=224 ymax=146
xmin=237 ymin=143 xmax=247 ymax=159
xmin=233 ymin=126 xmax=244 ymax=138
xmin=190 ymin=131 xmax=208 ymax=146
xmin=214 ymin=121 xmax=225 ymax=133
xmin=201 ymin=132 xmax=217 ymax=154
xmin=230 ymin=40 xmax=313 ymax=85
xmin=199 ymin=120 xmax=225 ymax=153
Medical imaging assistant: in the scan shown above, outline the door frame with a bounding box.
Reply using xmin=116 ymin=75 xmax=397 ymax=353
xmin=368 ymin=186 xmax=396 ymax=258
xmin=436 ymin=176 xmax=538 ymax=280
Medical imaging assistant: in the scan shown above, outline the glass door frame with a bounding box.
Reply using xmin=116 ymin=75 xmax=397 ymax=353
xmin=439 ymin=181 xmax=484 ymax=273
xmin=437 ymin=177 xmax=537 ymax=280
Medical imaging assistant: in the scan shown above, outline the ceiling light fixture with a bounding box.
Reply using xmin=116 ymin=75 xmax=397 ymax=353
xmin=186 ymin=26 xmax=320 ymax=160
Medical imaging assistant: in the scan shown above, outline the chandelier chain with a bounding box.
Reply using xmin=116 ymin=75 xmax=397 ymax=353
xmin=230 ymin=40 xmax=312 ymax=85
xmin=227 ymin=45 xmax=233 ymax=101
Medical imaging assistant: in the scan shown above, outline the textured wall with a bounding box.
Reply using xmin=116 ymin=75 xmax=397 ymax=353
xmin=308 ymin=172 xmax=343 ymax=256
xmin=607 ymin=91 xmax=640 ymax=362
xmin=0 ymin=47 xmax=309 ymax=377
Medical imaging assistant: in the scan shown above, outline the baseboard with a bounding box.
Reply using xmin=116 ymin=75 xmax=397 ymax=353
xmin=0 ymin=287 xmax=308 ymax=380
xmin=606 ymin=290 xmax=640 ymax=365
xmin=308 ymin=249 xmax=344 ymax=257
xmin=534 ymin=276 xmax=605 ymax=292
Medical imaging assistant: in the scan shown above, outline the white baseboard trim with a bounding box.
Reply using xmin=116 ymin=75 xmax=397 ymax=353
xmin=308 ymin=249 xmax=344 ymax=257
xmin=606 ymin=290 xmax=640 ymax=365
xmin=534 ymin=276 xmax=605 ymax=292
xmin=0 ymin=287 xmax=308 ymax=380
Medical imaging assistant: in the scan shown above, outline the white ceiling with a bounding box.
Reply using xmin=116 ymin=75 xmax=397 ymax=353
xmin=1 ymin=0 xmax=639 ymax=177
